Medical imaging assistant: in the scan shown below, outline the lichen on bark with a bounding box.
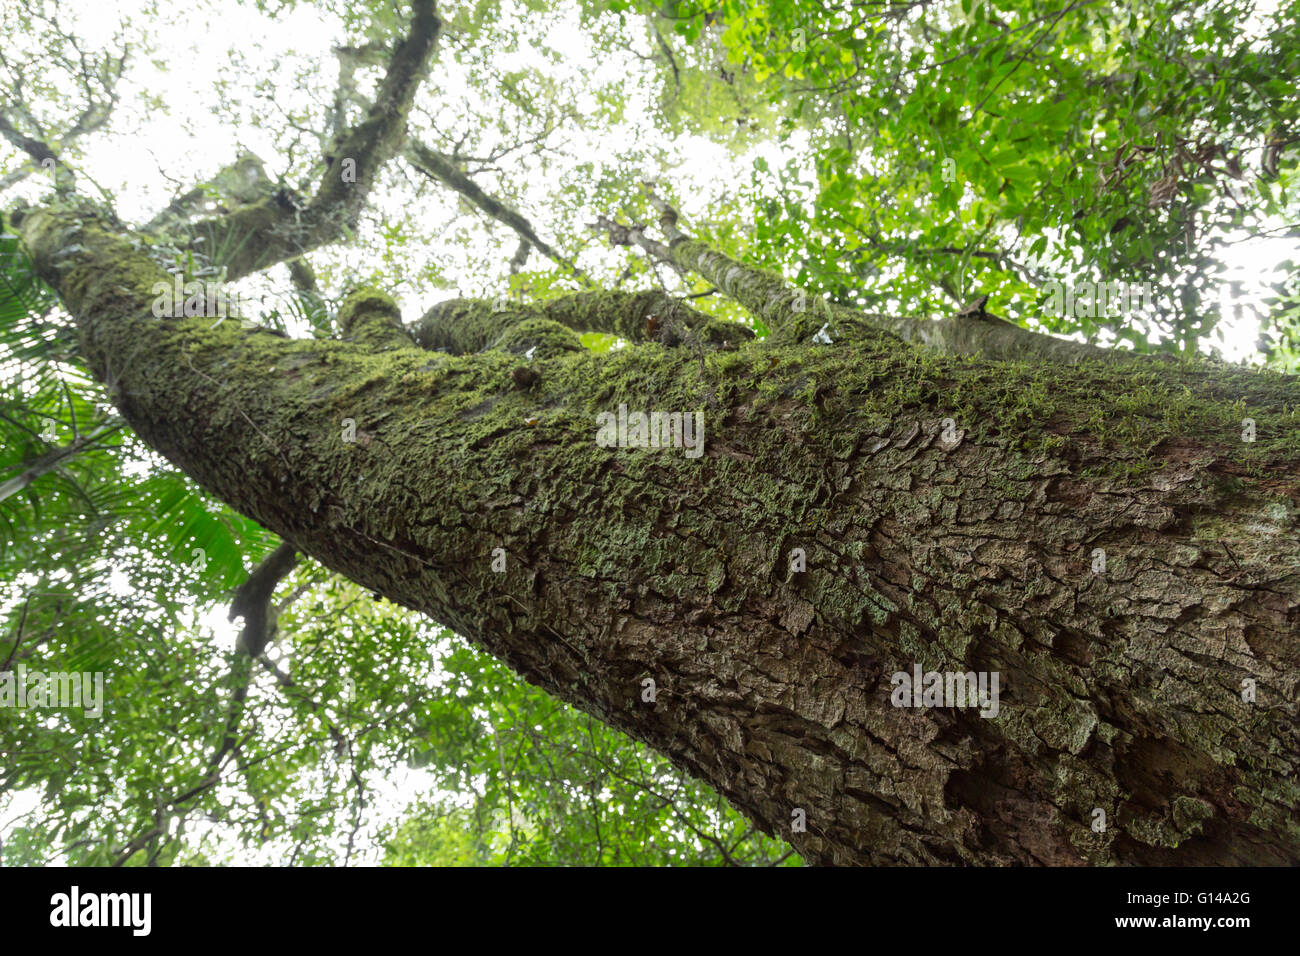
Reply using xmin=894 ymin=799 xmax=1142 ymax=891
xmin=16 ymin=204 xmax=1300 ymax=866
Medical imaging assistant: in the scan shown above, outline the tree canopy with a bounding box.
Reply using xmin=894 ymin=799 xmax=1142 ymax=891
xmin=0 ymin=0 xmax=1296 ymax=866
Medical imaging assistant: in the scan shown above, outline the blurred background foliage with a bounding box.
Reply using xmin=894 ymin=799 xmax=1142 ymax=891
xmin=1 ymin=0 xmax=1297 ymax=864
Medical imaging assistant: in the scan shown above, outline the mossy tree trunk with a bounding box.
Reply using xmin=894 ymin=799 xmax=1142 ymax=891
xmin=16 ymin=206 xmax=1300 ymax=865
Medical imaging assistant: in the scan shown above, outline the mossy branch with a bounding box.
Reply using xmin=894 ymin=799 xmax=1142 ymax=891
xmin=338 ymin=286 xmax=415 ymax=351
xmin=412 ymin=289 xmax=749 ymax=354
xmin=168 ymin=0 xmax=442 ymax=281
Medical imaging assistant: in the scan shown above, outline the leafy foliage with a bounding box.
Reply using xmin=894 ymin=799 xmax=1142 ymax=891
xmin=629 ymin=0 xmax=1300 ymax=357
xmin=2 ymin=0 xmax=1297 ymax=867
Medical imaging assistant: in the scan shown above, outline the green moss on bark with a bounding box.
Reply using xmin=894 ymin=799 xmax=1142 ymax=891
xmin=18 ymin=206 xmax=1300 ymax=866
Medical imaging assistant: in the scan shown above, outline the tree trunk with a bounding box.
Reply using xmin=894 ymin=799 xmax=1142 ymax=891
xmin=16 ymin=206 xmax=1300 ymax=865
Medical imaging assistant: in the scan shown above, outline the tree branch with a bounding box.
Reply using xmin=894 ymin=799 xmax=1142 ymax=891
xmin=405 ymin=139 xmax=588 ymax=282
xmin=338 ymin=285 xmax=416 ymax=351
xmin=229 ymin=541 xmax=298 ymax=657
xmin=0 ymin=418 xmax=124 ymax=504
xmin=412 ymin=289 xmax=747 ymax=355
xmin=0 ymin=112 xmax=75 ymax=193
xmin=176 ymin=1 xmax=442 ymax=281
xmin=606 ymin=188 xmax=1142 ymax=364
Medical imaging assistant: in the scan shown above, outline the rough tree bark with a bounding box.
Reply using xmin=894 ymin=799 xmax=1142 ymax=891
xmin=5 ymin=0 xmax=1297 ymax=866
xmin=10 ymin=195 xmax=1299 ymax=865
